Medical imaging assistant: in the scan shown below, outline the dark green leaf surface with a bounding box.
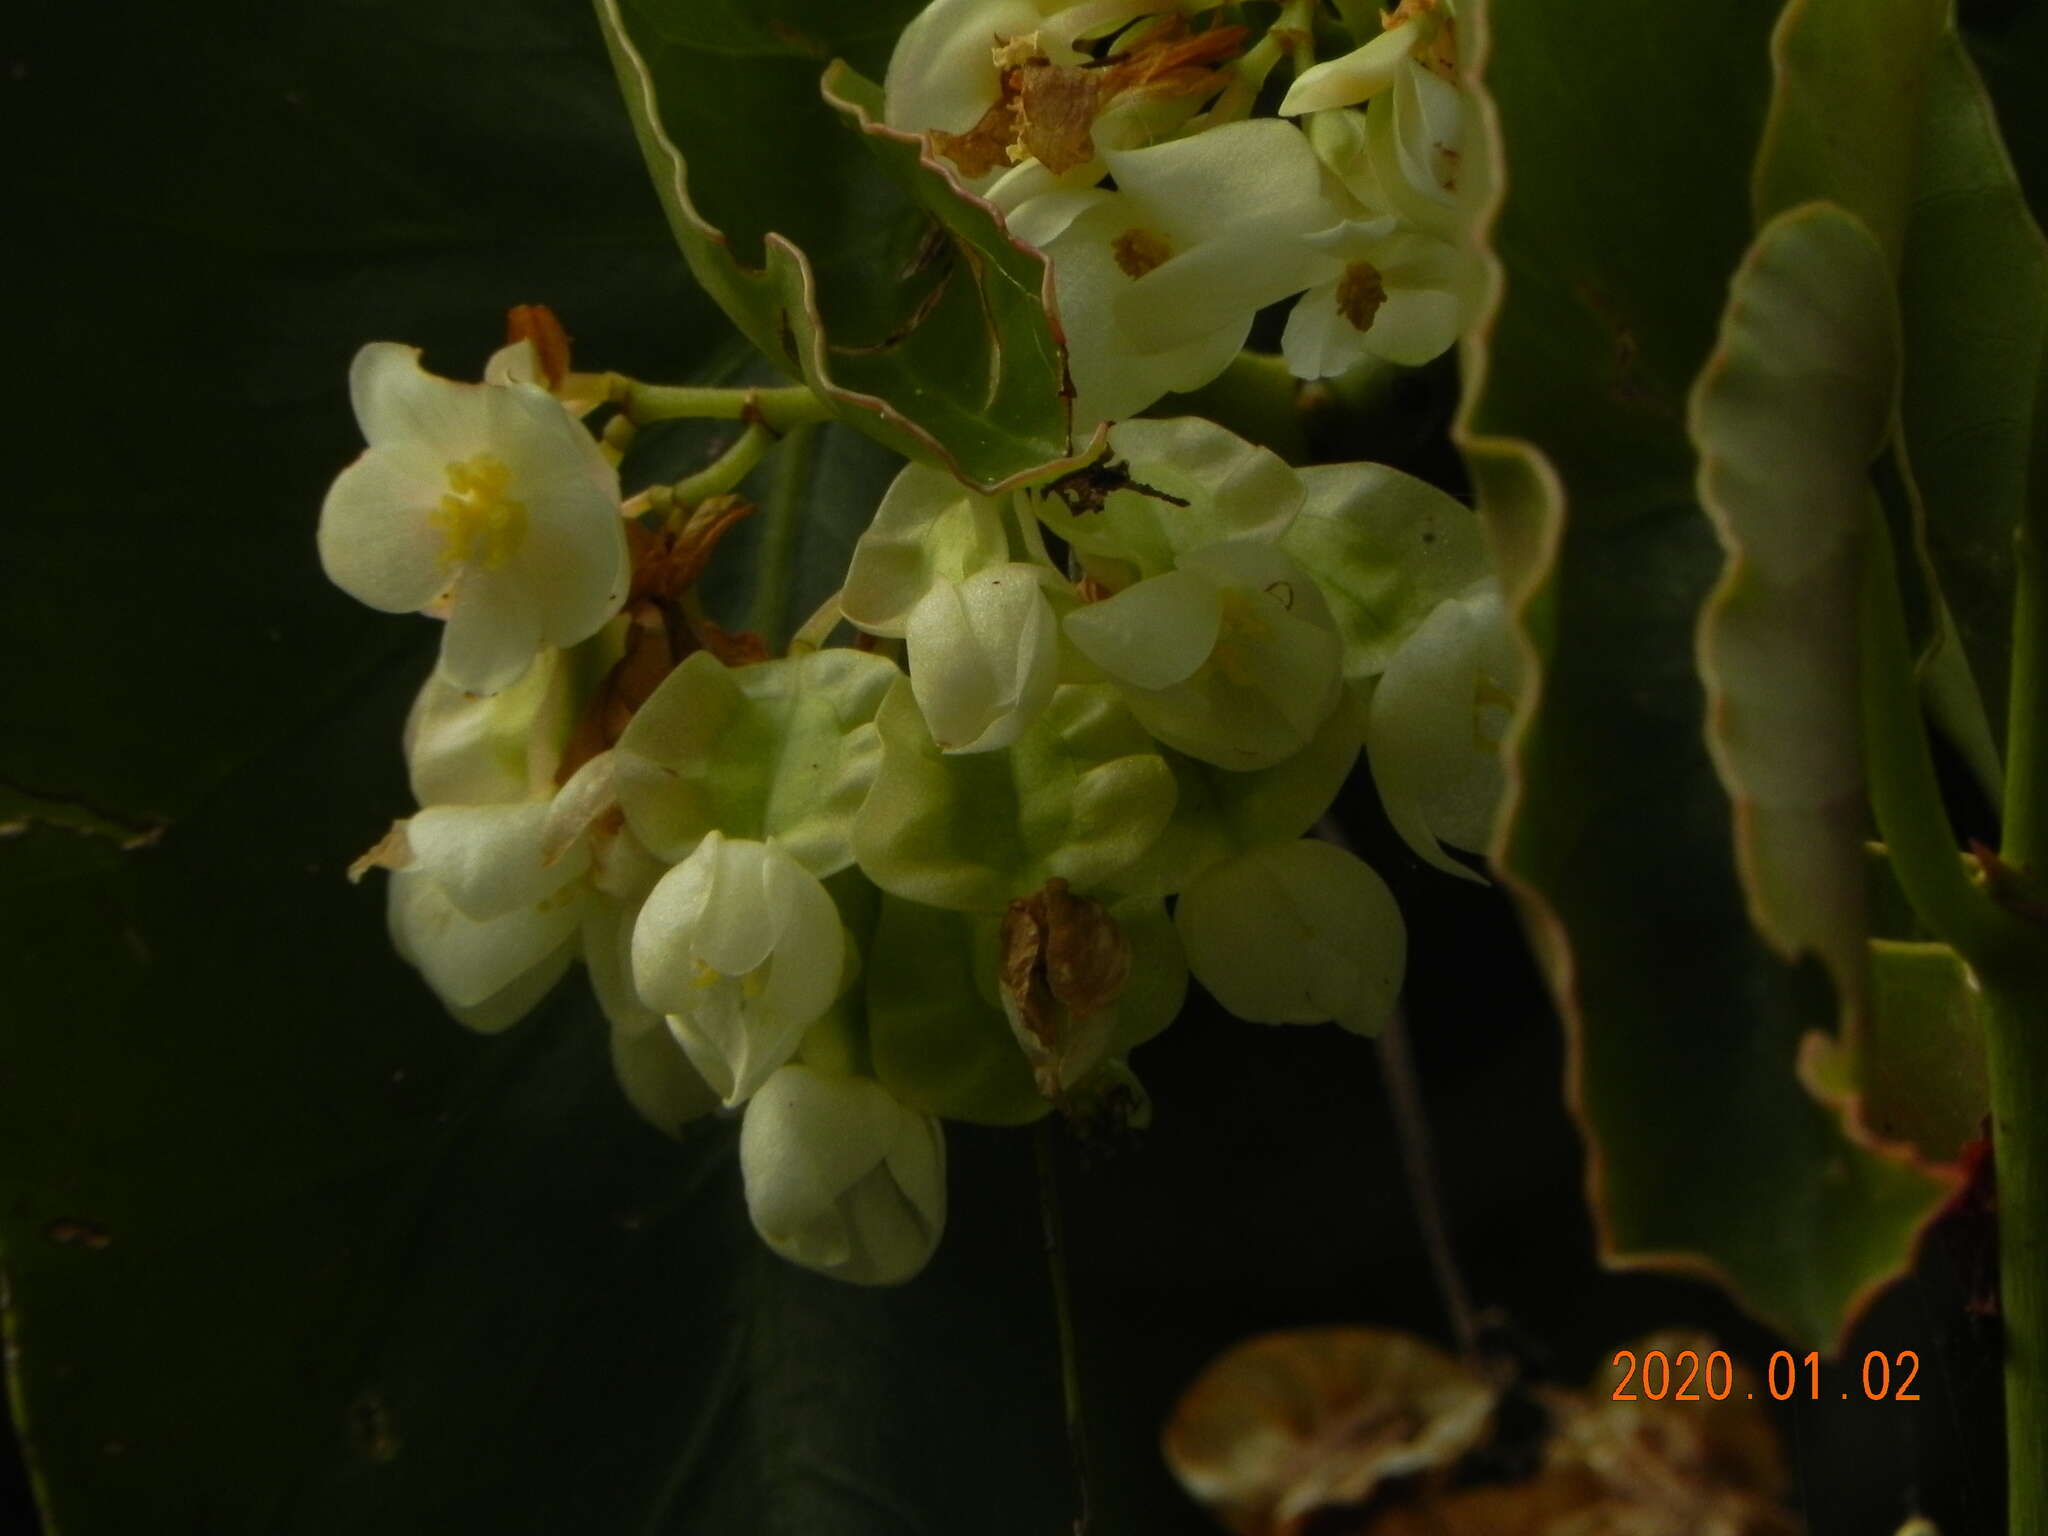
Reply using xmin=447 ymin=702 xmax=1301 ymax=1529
xmin=1458 ymin=0 xmax=1945 ymax=1346
xmin=595 ymin=0 xmax=1092 ymax=491
xmin=1897 ymin=33 xmax=2048 ymax=750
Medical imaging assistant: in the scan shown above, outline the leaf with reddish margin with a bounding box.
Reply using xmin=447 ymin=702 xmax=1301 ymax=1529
xmin=1454 ymin=0 xmax=1948 ymax=1348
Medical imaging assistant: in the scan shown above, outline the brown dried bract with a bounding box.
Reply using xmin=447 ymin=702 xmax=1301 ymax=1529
xmin=504 ymin=303 xmax=572 ymax=390
xmin=347 ymin=820 xmax=415 ymax=884
xmin=999 ymin=878 xmax=1132 ymax=1096
xmin=1164 ymin=1326 xmax=1498 ymax=1536
xmin=931 ymin=20 xmax=1246 ymax=180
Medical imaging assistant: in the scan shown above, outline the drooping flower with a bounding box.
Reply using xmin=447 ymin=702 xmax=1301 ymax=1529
xmin=1173 ymin=838 xmax=1407 ymax=1034
xmin=740 ymin=1063 xmax=948 ymax=1285
xmin=630 ymin=832 xmax=847 ymax=1106
xmin=318 ymin=342 xmax=630 ymax=695
xmin=1062 ymin=540 xmax=1343 ymax=770
xmin=1014 ymin=118 xmax=1343 ymax=424
xmin=1278 ymin=0 xmax=1455 ymax=117
xmin=1282 ymin=215 xmax=1471 ymax=377
xmin=1366 ymin=579 xmax=1518 ymax=880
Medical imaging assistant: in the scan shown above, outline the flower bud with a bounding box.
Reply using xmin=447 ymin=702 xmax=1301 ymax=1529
xmin=631 ymin=832 xmax=846 ymax=1106
xmin=906 ymin=563 xmax=1061 ymax=752
xmin=740 ymin=1064 xmax=947 ymax=1286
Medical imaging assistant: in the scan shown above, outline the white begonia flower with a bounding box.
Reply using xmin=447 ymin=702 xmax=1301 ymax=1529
xmin=631 ymin=832 xmax=847 ymax=1108
xmin=1278 ymin=1 xmax=1452 ymax=117
xmin=841 ymin=463 xmax=1012 ymax=637
xmin=1063 ymin=541 xmax=1343 ymax=770
xmin=906 ymin=563 xmax=1063 ymax=753
xmin=740 ymin=1063 xmax=947 ymax=1286
xmin=1282 ymin=215 xmax=1470 ymax=377
xmin=1366 ymin=579 xmax=1518 ymax=881
xmin=384 ymin=796 xmax=590 ymax=1031
xmin=403 ymin=646 xmax=572 ymax=808
xmin=1174 ymin=838 xmax=1407 ymax=1035
xmin=1017 ymin=119 xmax=1343 ymax=425
xmin=318 ymin=342 xmax=630 ymax=696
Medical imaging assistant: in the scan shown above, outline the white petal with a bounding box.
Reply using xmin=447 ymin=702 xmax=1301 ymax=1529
xmin=1063 ymin=568 xmax=1224 ymax=689
xmin=1364 ymin=285 xmax=1462 ymax=366
xmin=842 ymin=463 xmax=1011 ymax=636
xmin=1281 ymin=282 xmax=1374 ymax=380
xmin=439 ymin=566 xmax=547 ymax=696
xmin=884 ymin=0 xmax=1042 ymax=135
xmin=349 ymin=342 xmax=497 ymax=458
xmin=630 ymin=835 xmax=723 ymax=1012
xmin=906 ymin=566 xmax=1060 ymax=752
xmin=387 ymin=867 xmax=581 ymax=1014
xmin=317 ymin=449 xmax=454 ymax=614
xmin=405 ymin=801 xmax=588 ymax=921
xmin=740 ymin=1065 xmax=946 ymax=1285
xmin=1047 ymin=200 xmax=1248 ymax=426
xmin=1368 ymin=584 xmax=1511 ymax=872
xmin=403 ymin=648 xmax=568 ymax=807
xmin=1173 ymin=840 xmax=1406 ymax=1029
xmin=757 ymin=845 xmax=848 ymax=1025
xmin=1278 ymin=27 xmax=1421 ymax=117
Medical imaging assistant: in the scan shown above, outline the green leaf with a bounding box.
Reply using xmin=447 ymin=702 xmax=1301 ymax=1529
xmin=1282 ymin=462 xmax=1493 ymax=683
xmin=1691 ymin=202 xmax=1898 ymax=1023
xmin=1896 ymin=31 xmax=2048 ymax=750
xmin=1801 ymin=940 xmax=1988 ymax=1174
xmin=852 ymin=679 xmax=1178 ymax=911
xmin=595 ymin=0 xmax=1094 ymax=490
xmin=1457 ymin=0 xmax=1948 ymax=1346
xmin=1752 ymin=0 xmax=1948 ymax=255
xmin=614 ymin=647 xmax=899 ymax=875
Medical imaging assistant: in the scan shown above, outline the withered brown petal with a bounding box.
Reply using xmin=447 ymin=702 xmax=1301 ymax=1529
xmin=1163 ymin=1326 xmax=1497 ymax=1536
xmin=504 ymin=302 xmax=573 ymax=390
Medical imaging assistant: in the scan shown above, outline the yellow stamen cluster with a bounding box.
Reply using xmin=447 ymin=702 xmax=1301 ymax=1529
xmin=432 ymin=454 xmax=527 ymax=570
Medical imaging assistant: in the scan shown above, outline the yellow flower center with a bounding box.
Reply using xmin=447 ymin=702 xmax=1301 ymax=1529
xmin=1212 ymin=588 xmax=1272 ymax=688
xmin=692 ymin=958 xmax=769 ymax=1000
xmin=432 ymin=454 xmax=527 ymax=571
xmin=1111 ymin=227 xmax=1174 ymax=279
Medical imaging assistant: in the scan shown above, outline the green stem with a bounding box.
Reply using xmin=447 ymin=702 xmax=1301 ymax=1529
xmin=608 ymin=377 xmax=835 ymax=432
xmin=1986 ymin=976 xmax=2048 ymax=1536
xmin=749 ymin=422 xmax=816 ymax=650
xmin=1860 ymin=502 xmax=2037 ymax=972
xmin=2004 ymin=512 xmax=2045 ymax=871
xmin=1035 ymin=1122 xmax=1092 ymax=1536
xmin=665 ymin=422 xmax=771 ymax=511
